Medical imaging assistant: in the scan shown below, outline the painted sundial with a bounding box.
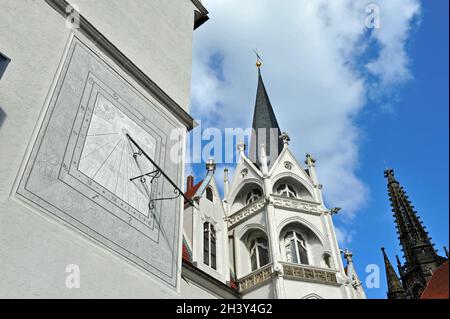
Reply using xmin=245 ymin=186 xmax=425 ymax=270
xmin=17 ymin=38 xmax=182 ymax=288
xmin=78 ymin=94 xmax=157 ymax=218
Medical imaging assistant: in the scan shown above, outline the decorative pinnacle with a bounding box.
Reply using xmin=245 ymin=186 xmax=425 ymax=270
xmin=343 ymin=248 xmax=353 ymax=262
xmin=279 ymin=132 xmax=290 ymax=147
xmin=237 ymin=141 xmax=246 ymax=153
xmin=206 ymin=158 xmax=216 ymax=172
xmin=305 ymin=153 xmax=316 ymax=167
xmin=384 ymin=168 xmax=398 ymax=184
xmin=259 ymin=144 xmax=269 ymax=176
xmin=223 ymin=168 xmax=229 ymax=182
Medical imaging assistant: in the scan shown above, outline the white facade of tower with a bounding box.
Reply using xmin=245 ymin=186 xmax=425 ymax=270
xmin=183 ymin=141 xmax=366 ymax=299
xmin=226 ymin=140 xmax=366 ymax=299
xmin=184 ymin=162 xmax=230 ymax=283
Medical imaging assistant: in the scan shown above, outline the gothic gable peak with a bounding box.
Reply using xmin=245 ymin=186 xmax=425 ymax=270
xmin=268 ymin=147 xmax=313 ymax=186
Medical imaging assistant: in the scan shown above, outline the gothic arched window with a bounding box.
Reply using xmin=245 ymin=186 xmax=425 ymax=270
xmin=246 ymin=188 xmax=262 ymax=205
xmin=206 ymin=187 xmax=213 ymax=202
xmin=276 ymin=184 xmax=297 ymax=198
xmin=250 ymin=237 xmax=270 ymax=271
xmin=284 ymin=231 xmax=308 ymax=265
xmin=203 ymin=222 xmax=217 ymax=269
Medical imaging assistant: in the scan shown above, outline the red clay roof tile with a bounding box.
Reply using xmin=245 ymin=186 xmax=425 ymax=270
xmin=421 ymin=261 xmax=449 ymax=299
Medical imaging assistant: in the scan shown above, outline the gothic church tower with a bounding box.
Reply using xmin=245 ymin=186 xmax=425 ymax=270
xmin=220 ymin=61 xmax=366 ymax=299
xmin=381 ymin=169 xmax=447 ymax=299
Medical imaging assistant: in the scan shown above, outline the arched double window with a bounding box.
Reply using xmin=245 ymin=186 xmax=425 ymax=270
xmin=249 ymin=237 xmax=270 ymax=271
xmin=203 ymin=222 xmax=217 ymax=270
xmin=284 ymin=231 xmax=308 ymax=265
xmin=276 ymin=184 xmax=297 ymax=198
xmin=246 ymin=188 xmax=262 ymax=205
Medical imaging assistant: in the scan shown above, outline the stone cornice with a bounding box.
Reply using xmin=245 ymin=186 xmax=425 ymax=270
xmin=225 ymin=198 xmax=266 ymax=230
xmin=182 ymin=260 xmax=240 ymax=298
xmin=45 ymin=0 xmax=196 ymax=130
xmin=271 ymin=194 xmax=322 ymax=215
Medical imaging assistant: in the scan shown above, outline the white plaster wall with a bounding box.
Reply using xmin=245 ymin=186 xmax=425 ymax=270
xmin=180 ymin=278 xmax=220 ymax=299
xmin=241 ymin=282 xmax=275 ymax=299
xmin=191 ymin=180 xmax=229 ymax=283
xmin=0 ymin=1 xmax=70 ymax=203
xmin=68 ymin=0 xmax=196 ymax=111
xmin=0 ymin=206 xmax=181 ymax=298
xmin=283 ymin=279 xmax=347 ymax=299
xmin=0 ymin=0 xmax=198 ymax=298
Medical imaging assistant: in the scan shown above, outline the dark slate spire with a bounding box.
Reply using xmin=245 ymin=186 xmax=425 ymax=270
xmin=385 ymin=169 xmax=438 ymax=266
xmin=249 ymin=65 xmax=283 ymax=169
xmin=396 ymin=255 xmax=404 ymax=277
xmin=384 ymin=168 xmax=447 ymax=298
xmin=381 ymin=247 xmax=408 ymax=299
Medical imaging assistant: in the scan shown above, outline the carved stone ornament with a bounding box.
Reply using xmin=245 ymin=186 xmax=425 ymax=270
xmin=237 ymin=265 xmax=273 ymax=292
xmin=284 ymin=161 xmax=293 ymax=170
xmin=226 ymin=198 xmax=266 ymax=229
xmin=282 ymin=263 xmax=338 ymax=285
xmin=272 ymin=195 xmax=320 ymax=215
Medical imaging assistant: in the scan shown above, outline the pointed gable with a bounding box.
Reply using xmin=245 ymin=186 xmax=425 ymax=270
xmin=226 ymin=153 xmax=264 ymax=206
xmin=194 ymin=170 xmax=214 ymax=199
xmin=270 ymin=148 xmax=313 ymax=185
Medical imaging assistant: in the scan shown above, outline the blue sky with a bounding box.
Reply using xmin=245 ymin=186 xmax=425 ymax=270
xmin=351 ymin=0 xmax=449 ymax=298
xmin=188 ymin=0 xmax=448 ymax=299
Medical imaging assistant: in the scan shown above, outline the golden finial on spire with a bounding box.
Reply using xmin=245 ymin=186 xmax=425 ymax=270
xmin=254 ymin=49 xmax=263 ymax=69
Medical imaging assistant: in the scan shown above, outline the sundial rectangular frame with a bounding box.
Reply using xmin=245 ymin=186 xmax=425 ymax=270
xmin=62 ymin=75 xmax=164 ymax=240
xmin=15 ymin=34 xmax=185 ymax=289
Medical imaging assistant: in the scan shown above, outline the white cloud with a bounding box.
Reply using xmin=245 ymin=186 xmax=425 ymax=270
xmin=190 ymin=0 xmax=421 ymax=220
xmin=335 ymin=226 xmax=356 ymax=246
xmin=366 ymin=0 xmax=421 ymax=89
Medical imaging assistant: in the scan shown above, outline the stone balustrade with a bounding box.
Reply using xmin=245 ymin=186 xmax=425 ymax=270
xmin=271 ymin=194 xmax=321 ymax=215
xmin=281 ymin=262 xmax=338 ymax=285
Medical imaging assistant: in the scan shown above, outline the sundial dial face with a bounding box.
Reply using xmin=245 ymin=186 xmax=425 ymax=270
xmin=79 ymin=95 xmax=156 ymax=218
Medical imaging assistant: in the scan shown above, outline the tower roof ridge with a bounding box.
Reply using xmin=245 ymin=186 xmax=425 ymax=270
xmin=249 ymin=67 xmax=283 ymax=169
